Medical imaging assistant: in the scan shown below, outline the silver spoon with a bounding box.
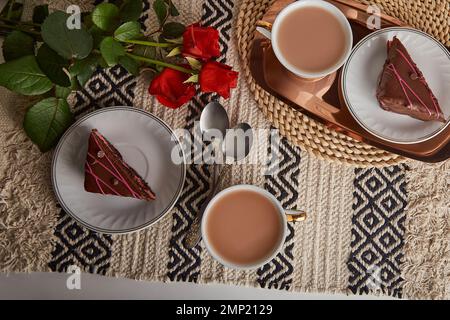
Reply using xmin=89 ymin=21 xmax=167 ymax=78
xmin=199 ymin=101 xmax=229 ymax=139
xmin=222 ymin=122 xmax=253 ymax=163
xmin=199 ymin=101 xmax=229 ymax=177
xmin=184 ymin=122 xmax=254 ymax=248
xmin=183 ymin=102 xmax=230 ymax=248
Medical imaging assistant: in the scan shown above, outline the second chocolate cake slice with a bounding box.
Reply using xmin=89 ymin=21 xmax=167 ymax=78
xmin=376 ymin=36 xmax=445 ymax=122
xmin=84 ymin=129 xmax=156 ymax=201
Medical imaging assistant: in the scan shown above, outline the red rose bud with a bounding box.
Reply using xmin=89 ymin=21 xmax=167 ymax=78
xmin=182 ymin=24 xmax=220 ymax=60
xmin=199 ymin=61 xmax=238 ymax=98
xmin=148 ymin=68 xmax=196 ymax=109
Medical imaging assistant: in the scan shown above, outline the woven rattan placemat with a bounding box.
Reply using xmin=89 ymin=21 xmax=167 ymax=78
xmin=236 ymin=0 xmax=450 ymax=167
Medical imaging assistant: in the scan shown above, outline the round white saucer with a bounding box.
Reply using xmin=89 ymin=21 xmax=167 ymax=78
xmin=52 ymin=107 xmax=186 ymax=234
xmin=341 ymin=27 xmax=450 ymax=144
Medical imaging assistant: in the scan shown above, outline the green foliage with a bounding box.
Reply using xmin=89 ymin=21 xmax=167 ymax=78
xmin=165 ymin=0 xmax=179 ymax=16
xmin=89 ymin=25 xmax=106 ymax=49
xmin=100 ymin=36 xmax=126 ymax=66
xmin=114 ymin=21 xmax=141 ymax=41
xmin=166 ymin=46 xmax=181 ymax=57
xmin=32 ymin=4 xmax=48 ymax=24
xmin=70 ymin=55 xmax=100 ymax=87
xmin=0 ymin=0 xmax=184 ymax=152
xmin=36 ymin=44 xmax=71 ymax=87
xmin=153 ymin=0 xmax=167 ymax=25
xmin=119 ymin=55 xmax=140 ymax=76
xmin=55 ymin=85 xmax=72 ymax=99
xmin=2 ymin=31 xmax=34 ymax=61
xmin=162 ymin=22 xmax=185 ymax=39
xmin=23 ymin=97 xmax=74 ymax=152
xmin=0 ymin=0 xmax=24 ymax=21
xmin=92 ymin=3 xmax=120 ymax=31
xmin=0 ymin=55 xmax=53 ymax=95
xmin=120 ymin=0 xmax=144 ymax=22
xmin=41 ymin=11 xmax=93 ymax=60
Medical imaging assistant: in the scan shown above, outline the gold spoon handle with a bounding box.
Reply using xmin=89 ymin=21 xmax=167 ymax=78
xmin=285 ymin=209 xmax=307 ymax=222
xmin=256 ymin=20 xmax=273 ymax=30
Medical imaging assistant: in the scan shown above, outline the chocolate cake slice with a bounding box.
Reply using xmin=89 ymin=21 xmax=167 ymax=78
xmin=376 ymin=36 xmax=446 ymax=122
xmin=84 ymin=129 xmax=156 ymax=201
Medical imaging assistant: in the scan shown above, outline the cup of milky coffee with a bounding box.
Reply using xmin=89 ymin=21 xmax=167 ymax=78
xmin=201 ymin=185 xmax=306 ymax=269
xmin=257 ymin=0 xmax=353 ymax=79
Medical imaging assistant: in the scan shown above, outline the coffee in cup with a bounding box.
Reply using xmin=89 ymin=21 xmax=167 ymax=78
xmin=201 ymin=185 xmax=306 ymax=269
xmin=257 ymin=0 xmax=353 ymax=79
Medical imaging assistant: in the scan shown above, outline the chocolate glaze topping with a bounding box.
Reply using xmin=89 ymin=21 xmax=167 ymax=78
xmin=84 ymin=129 xmax=156 ymax=201
xmin=376 ymin=36 xmax=446 ymax=123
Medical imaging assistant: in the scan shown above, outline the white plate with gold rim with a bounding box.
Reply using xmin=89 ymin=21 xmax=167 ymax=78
xmin=341 ymin=27 xmax=450 ymax=144
xmin=52 ymin=107 xmax=186 ymax=234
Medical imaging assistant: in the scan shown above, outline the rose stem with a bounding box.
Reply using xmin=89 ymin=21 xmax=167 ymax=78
xmin=117 ymin=38 xmax=174 ymax=48
xmin=0 ymin=17 xmax=40 ymax=28
xmin=126 ymin=53 xmax=194 ymax=74
xmin=6 ymin=0 xmax=15 ymax=19
xmin=0 ymin=23 xmax=40 ymax=36
xmin=147 ymin=11 xmax=169 ymax=36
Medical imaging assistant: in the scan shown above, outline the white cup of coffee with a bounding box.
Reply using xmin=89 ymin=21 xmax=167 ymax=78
xmin=201 ymin=185 xmax=306 ymax=270
xmin=257 ymin=0 xmax=353 ymax=79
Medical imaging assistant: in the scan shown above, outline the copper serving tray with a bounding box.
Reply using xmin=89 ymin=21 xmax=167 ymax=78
xmin=250 ymin=0 xmax=450 ymax=162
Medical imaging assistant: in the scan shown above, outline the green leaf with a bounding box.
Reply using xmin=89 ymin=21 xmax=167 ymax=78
xmin=164 ymin=36 xmax=183 ymax=44
xmin=70 ymin=55 xmax=99 ymax=87
xmin=185 ymin=56 xmax=202 ymax=71
xmin=100 ymin=37 xmax=126 ymax=66
xmin=32 ymin=4 xmax=49 ymax=24
xmin=120 ymin=0 xmax=143 ymax=22
xmin=183 ymin=74 xmax=198 ymax=83
xmin=1 ymin=0 xmax=24 ymax=21
xmin=153 ymin=0 xmax=167 ymax=25
xmin=41 ymin=11 xmax=93 ymax=60
xmin=89 ymin=25 xmax=105 ymax=49
xmin=82 ymin=12 xmax=94 ymax=29
xmin=36 ymin=44 xmax=71 ymax=87
xmin=164 ymin=0 xmax=179 ymax=16
xmin=114 ymin=21 xmax=141 ymax=41
xmin=55 ymin=85 xmax=72 ymax=99
xmin=162 ymin=22 xmax=185 ymax=39
xmin=2 ymin=31 xmax=34 ymax=61
xmin=97 ymin=56 xmax=108 ymax=68
xmin=157 ymin=34 xmax=166 ymax=44
xmin=23 ymin=97 xmax=74 ymax=152
xmin=119 ymin=55 xmax=139 ymax=76
xmin=166 ymin=46 xmax=181 ymax=57
xmin=92 ymin=3 xmax=120 ymax=31
xmin=70 ymin=76 xmax=80 ymax=91
xmin=0 ymin=55 xmax=53 ymax=95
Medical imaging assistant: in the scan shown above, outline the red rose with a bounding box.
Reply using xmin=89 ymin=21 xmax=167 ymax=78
xmin=199 ymin=61 xmax=238 ymax=98
xmin=148 ymin=68 xmax=196 ymax=109
xmin=182 ymin=24 xmax=220 ymax=60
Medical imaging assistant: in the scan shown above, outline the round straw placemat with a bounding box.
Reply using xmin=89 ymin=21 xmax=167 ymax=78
xmin=236 ymin=0 xmax=450 ymax=167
